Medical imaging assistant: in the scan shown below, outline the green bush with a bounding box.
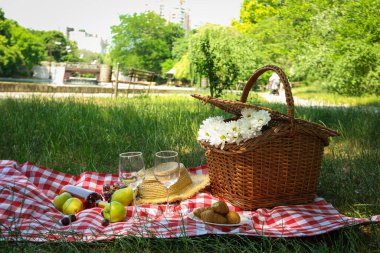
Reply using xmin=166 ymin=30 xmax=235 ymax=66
xmin=328 ymin=43 xmax=379 ymax=96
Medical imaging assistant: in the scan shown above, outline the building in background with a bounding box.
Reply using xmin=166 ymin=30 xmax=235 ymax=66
xmin=65 ymin=28 xmax=107 ymax=54
xmin=158 ymin=0 xmax=191 ymax=33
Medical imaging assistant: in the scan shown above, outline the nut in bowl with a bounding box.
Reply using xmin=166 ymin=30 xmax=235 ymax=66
xmin=189 ymin=201 xmax=248 ymax=227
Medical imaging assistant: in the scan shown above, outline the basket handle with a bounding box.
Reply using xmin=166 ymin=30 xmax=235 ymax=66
xmin=240 ymin=65 xmax=295 ymax=134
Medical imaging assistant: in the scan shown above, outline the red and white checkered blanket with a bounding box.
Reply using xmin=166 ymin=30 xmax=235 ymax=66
xmin=1 ymin=160 xmax=379 ymax=242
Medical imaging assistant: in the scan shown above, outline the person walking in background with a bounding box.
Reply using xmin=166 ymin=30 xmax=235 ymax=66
xmin=269 ymin=73 xmax=281 ymax=95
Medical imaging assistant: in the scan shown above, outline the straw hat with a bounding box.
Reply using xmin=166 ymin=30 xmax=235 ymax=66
xmin=137 ymin=164 xmax=209 ymax=204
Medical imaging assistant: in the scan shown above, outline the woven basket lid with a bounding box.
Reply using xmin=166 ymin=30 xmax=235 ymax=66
xmin=191 ymin=94 xmax=339 ymax=140
xmin=137 ymin=164 xmax=210 ymax=204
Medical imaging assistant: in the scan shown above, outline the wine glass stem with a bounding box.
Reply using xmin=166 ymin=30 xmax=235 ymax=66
xmin=165 ymin=187 xmax=170 ymax=215
xmin=132 ymin=190 xmax=136 ymax=218
xmin=130 ymin=185 xmax=138 ymax=218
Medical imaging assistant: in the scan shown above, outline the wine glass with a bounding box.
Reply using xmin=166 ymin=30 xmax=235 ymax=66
xmin=154 ymin=150 xmax=180 ymax=217
xmin=119 ymin=152 xmax=146 ymax=218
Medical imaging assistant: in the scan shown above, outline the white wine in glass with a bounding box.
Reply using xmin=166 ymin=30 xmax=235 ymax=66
xmin=154 ymin=151 xmax=180 ymax=216
xmin=119 ymin=152 xmax=145 ymax=189
xmin=119 ymin=152 xmax=146 ymax=218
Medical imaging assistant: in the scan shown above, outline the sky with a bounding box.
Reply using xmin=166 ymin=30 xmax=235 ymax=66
xmin=0 ymin=0 xmax=243 ymax=40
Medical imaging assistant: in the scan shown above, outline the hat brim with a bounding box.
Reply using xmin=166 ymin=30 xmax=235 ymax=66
xmin=137 ymin=165 xmax=210 ymax=204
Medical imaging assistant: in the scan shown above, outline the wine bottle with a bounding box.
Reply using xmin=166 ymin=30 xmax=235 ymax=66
xmin=61 ymin=185 xmax=107 ymax=209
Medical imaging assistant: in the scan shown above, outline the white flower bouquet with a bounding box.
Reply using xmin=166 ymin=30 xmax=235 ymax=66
xmin=197 ymin=108 xmax=271 ymax=149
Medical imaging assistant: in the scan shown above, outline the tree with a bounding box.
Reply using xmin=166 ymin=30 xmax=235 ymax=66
xmin=325 ymin=0 xmax=380 ymax=95
xmin=32 ymin=30 xmax=80 ymax=62
xmin=110 ymin=11 xmax=184 ymax=73
xmin=189 ymin=24 xmax=244 ymax=97
xmin=0 ymin=8 xmax=80 ymax=77
xmin=280 ymin=0 xmax=380 ymax=95
xmin=173 ymin=53 xmax=190 ymax=81
xmin=171 ymin=35 xmax=193 ymax=83
xmin=231 ymin=0 xmax=380 ymax=95
xmin=0 ymin=9 xmax=45 ymax=76
xmin=160 ymin=58 xmax=174 ymax=76
xmin=172 ymin=36 xmax=189 ymax=61
xmin=77 ymin=49 xmax=102 ymax=64
xmin=232 ymin=0 xmax=283 ymax=32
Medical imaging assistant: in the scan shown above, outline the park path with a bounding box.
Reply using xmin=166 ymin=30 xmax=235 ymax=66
xmin=0 ymin=85 xmax=378 ymax=113
xmin=0 ymin=83 xmax=197 ymax=99
xmin=258 ymin=91 xmax=379 ymax=114
xmin=259 ymin=92 xmax=340 ymax=107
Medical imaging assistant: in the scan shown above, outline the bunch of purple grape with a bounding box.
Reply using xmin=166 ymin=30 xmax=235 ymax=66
xmin=102 ymin=182 xmax=127 ymax=202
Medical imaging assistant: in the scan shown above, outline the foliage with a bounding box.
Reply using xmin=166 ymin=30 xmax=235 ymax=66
xmin=328 ymin=42 xmax=379 ymax=95
xmin=231 ymin=0 xmax=380 ymax=96
xmin=172 ymin=36 xmax=189 ymax=61
xmin=160 ymin=58 xmax=174 ymax=77
xmin=171 ymin=36 xmax=194 ymax=83
xmin=0 ymin=9 xmax=44 ymax=76
xmin=32 ymin=30 xmax=80 ymax=62
xmin=173 ymin=53 xmax=191 ymax=81
xmin=189 ymin=24 xmax=247 ymax=97
xmin=232 ymin=0 xmax=283 ymax=31
xmin=77 ymin=49 xmax=103 ymax=64
xmin=110 ymin=11 xmax=184 ymax=73
xmin=0 ymin=8 xmax=80 ymax=77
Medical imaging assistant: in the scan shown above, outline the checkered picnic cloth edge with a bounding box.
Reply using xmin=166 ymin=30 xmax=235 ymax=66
xmin=0 ymin=160 xmax=379 ymax=242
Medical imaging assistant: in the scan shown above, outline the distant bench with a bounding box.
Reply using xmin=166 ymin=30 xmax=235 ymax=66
xmin=113 ymin=68 xmax=157 ymax=86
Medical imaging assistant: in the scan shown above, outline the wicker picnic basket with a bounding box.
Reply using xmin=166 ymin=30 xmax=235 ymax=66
xmin=192 ymin=65 xmax=340 ymax=210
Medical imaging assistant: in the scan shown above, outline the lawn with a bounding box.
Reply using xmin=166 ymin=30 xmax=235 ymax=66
xmin=0 ymin=94 xmax=379 ymax=252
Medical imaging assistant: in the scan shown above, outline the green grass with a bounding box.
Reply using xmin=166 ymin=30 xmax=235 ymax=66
xmin=0 ymin=94 xmax=379 ymax=252
xmin=291 ymin=83 xmax=380 ymax=107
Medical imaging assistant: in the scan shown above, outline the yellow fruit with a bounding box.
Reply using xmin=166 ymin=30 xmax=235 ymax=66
xmin=226 ymin=211 xmax=241 ymax=224
xmin=111 ymin=187 xmax=133 ymax=206
xmin=62 ymin=197 xmax=84 ymax=215
xmin=53 ymin=192 xmax=72 ymax=211
xmin=103 ymin=201 xmax=126 ymax=222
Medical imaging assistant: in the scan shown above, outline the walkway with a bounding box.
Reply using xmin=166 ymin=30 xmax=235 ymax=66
xmin=1 ymin=83 xmax=378 ymax=113
xmin=258 ymin=91 xmax=379 ymax=113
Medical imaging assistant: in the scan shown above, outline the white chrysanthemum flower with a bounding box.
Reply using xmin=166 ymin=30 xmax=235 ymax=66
xmin=198 ymin=116 xmax=224 ymax=141
xmin=197 ymin=127 xmax=210 ymax=141
xmin=241 ymin=108 xmax=257 ymax=120
xmin=253 ymin=110 xmax=271 ymax=127
xmin=202 ymin=116 xmax=224 ymax=126
xmin=238 ymin=119 xmax=256 ymax=140
xmin=209 ymin=123 xmax=229 ymax=149
xmin=224 ymin=121 xmax=241 ymax=144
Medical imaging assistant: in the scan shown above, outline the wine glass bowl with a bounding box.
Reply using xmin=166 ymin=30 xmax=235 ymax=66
xmin=154 ymin=150 xmax=180 ymax=216
xmin=119 ymin=152 xmax=145 ymax=191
